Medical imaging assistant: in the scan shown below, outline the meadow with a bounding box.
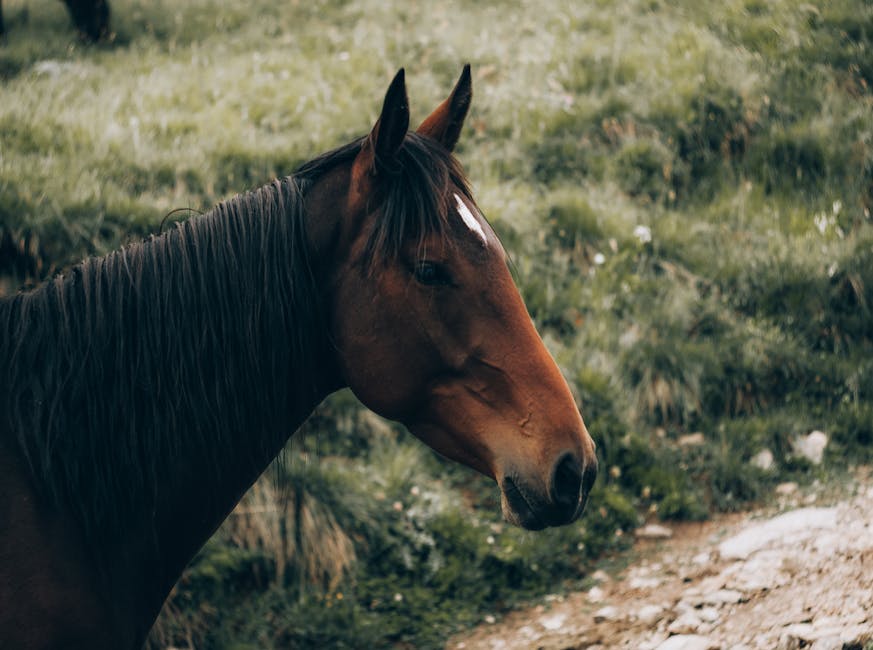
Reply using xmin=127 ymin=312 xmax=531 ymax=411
xmin=1 ymin=0 xmax=871 ymax=647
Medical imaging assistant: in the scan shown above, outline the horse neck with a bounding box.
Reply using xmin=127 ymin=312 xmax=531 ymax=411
xmin=0 ymin=176 xmax=344 ymax=636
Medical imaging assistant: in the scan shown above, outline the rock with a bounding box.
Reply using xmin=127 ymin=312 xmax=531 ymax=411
xmin=655 ymin=635 xmax=719 ymax=650
xmin=775 ymin=482 xmax=799 ymax=496
xmin=538 ymin=612 xmax=566 ymax=631
xmin=777 ymin=623 xmax=816 ymax=650
xmin=809 ymin=637 xmax=843 ymax=650
xmin=517 ymin=625 xmax=539 ymax=640
xmin=678 ymin=432 xmax=705 ymax=446
xmin=587 ymin=585 xmax=606 ymax=602
xmin=636 ymin=523 xmax=674 ymax=539
xmin=698 ymin=607 xmax=720 ymax=623
xmin=792 ymin=430 xmax=828 ymax=465
xmin=718 ymin=507 xmax=838 ymax=560
xmin=590 ymin=569 xmax=611 ymax=583
xmin=668 ymin=611 xmax=703 ymax=635
xmin=593 ymin=605 xmax=621 ymax=623
xmin=637 ymin=603 xmax=665 ymax=625
xmin=640 ymin=633 xmax=670 ymax=650
xmin=719 ymin=549 xmax=790 ymax=591
xmin=628 ymin=575 xmax=664 ymax=589
xmin=701 ymin=588 xmax=745 ymax=605
xmin=750 ymin=449 xmax=774 ymax=471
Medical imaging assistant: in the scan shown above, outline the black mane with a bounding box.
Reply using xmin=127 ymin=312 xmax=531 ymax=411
xmin=0 ymin=132 xmax=472 ymax=543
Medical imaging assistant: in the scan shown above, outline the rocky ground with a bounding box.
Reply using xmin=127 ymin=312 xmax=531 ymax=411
xmin=448 ymin=468 xmax=873 ymax=650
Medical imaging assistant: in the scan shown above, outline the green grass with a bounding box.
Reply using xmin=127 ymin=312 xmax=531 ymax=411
xmin=2 ymin=0 xmax=872 ymax=647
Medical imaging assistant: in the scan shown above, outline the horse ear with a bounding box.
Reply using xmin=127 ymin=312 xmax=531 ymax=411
xmin=361 ymin=68 xmax=410 ymax=173
xmin=416 ymin=64 xmax=472 ymax=152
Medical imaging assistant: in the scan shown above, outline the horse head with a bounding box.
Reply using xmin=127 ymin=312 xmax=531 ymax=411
xmin=310 ymin=67 xmax=597 ymax=530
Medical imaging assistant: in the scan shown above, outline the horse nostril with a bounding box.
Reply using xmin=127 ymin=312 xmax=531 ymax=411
xmin=581 ymin=458 xmax=598 ymax=497
xmin=550 ymin=452 xmax=584 ymax=510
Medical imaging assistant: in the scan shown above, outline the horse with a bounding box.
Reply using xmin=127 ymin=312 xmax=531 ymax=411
xmin=0 ymin=66 xmax=598 ymax=649
xmin=0 ymin=0 xmax=110 ymax=42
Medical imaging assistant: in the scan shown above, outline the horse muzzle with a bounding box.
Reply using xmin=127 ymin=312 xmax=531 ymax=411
xmin=500 ymin=452 xmax=598 ymax=530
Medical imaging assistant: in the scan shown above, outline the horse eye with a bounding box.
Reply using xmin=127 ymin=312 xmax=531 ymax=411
xmin=414 ymin=261 xmax=451 ymax=286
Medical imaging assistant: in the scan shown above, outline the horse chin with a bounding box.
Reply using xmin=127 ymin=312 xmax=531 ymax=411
xmin=499 ymin=477 xmax=548 ymax=531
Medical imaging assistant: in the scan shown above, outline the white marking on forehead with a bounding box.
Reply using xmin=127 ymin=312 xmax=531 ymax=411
xmin=453 ymin=193 xmax=488 ymax=246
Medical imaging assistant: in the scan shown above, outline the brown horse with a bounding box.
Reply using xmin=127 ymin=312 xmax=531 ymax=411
xmin=0 ymin=67 xmax=597 ymax=649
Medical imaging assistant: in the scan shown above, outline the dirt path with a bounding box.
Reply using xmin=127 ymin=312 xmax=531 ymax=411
xmin=448 ymin=469 xmax=873 ymax=650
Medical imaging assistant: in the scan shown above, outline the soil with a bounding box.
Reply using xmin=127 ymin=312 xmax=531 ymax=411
xmin=448 ymin=468 xmax=873 ymax=650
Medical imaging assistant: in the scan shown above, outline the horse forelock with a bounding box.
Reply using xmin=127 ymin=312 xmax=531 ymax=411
xmin=363 ymin=132 xmax=474 ymax=264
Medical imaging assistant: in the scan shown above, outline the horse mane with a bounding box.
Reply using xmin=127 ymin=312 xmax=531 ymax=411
xmin=0 ymin=131 xmax=472 ymax=544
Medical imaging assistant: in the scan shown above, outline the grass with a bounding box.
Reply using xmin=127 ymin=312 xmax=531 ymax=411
xmin=2 ymin=0 xmax=872 ymax=647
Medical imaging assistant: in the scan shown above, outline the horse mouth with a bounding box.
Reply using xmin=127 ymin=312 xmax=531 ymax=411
xmin=500 ymin=476 xmax=548 ymax=531
xmin=500 ymin=474 xmax=590 ymax=531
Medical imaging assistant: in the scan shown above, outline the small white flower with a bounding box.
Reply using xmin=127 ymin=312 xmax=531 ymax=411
xmin=633 ymin=225 xmax=652 ymax=244
xmin=593 ymin=252 xmax=606 ymax=265
xmin=486 ymin=535 xmax=495 ymax=545
xmin=393 ymin=593 xmax=403 ymax=602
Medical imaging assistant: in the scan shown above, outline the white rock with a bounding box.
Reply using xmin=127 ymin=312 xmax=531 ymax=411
xmin=517 ymin=625 xmax=539 ymax=640
xmin=591 ymin=569 xmax=611 ymax=583
xmin=809 ymin=638 xmax=843 ymax=650
xmin=628 ymin=575 xmax=664 ymax=589
xmin=678 ymin=433 xmax=706 ymax=446
xmin=538 ymin=612 xmax=566 ymax=631
xmin=587 ymin=585 xmax=606 ymax=602
xmin=778 ymin=623 xmax=816 ymax=650
xmin=640 ymin=633 xmax=670 ymax=650
xmin=637 ymin=523 xmax=674 ymax=539
xmin=776 ymin=482 xmax=799 ymax=496
xmin=668 ymin=611 xmax=703 ymax=635
xmin=638 ymin=604 xmax=665 ymax=625
xmin=701 ymin=588 xmax=745 ymax=605
xmin=593 ymin=605 xmax=621 ymax=623
xmin=792 ymin=430 xmax=828 ymax=465
xmin=750 ymin=449 xmax=774 ymax=471
xmin=718 ymin=507 xmax=838 ymax=560
xmin=698 ymin=606 xmax=720 ymax=623
xmin=655 ymin=635 xmax=718 ymax=650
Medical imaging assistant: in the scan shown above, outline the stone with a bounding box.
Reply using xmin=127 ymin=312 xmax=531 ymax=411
xmin=698 ymin=607 xmax=720 ymax=623
xmin=776 ymin=482 xmax=799 ymax=496
xmin=587 ymin=585 xmax=606 ymax=602
xmin=628 ymin=575 xmax=664 ymax=589
xmin=718 ymin=507 xmax=838 ymax=560
xmin=701 ymin=588 xmax=745 ymax=605
xmin=655 ymin=635 xmax=719 ymax=650
xmin=809 ymin=636 xmax=843 ymax=650
xmin=538 ymin=612 xmax=566 ymax=631
xmin=593 ymin=605 xmax=621 ymax=623
xmin=668 ymin=611 xmax=703 ymax=635
xmin=678 ymin=433 xmax=705 ymax=446
xmin=591 ymin=569 xmax=611 ymax=583
xmin=792 ymin=430 xmax=828 ymax=465
xmin=637 ymin=603 xmax=665 ymax=625
xmin=750 ymin=449 xmax=774 ymax=471
xmin=637 ymin=523 xmax=674 ymax=539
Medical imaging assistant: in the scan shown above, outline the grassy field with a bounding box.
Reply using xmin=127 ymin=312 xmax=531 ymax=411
xmin=1 ymin=0 xmax=872 ymax=648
